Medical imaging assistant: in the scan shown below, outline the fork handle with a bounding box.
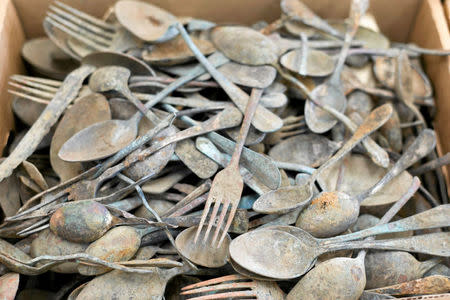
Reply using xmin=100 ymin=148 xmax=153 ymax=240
xmin=230 ymin=88 xmax=263 ymax=167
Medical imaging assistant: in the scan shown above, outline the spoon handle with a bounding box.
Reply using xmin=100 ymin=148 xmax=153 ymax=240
xmin=395 ymin=42 xmax=450 ymax=56
xmin=324 ymin=232 xmax=450 ymax=257
xmin=356 ymin=129 xmax=436 ymax=203
xmin=326 ymin=204 xmax=450 ymax=243
xmin=310 ymin=103 xmax=393 ymax=183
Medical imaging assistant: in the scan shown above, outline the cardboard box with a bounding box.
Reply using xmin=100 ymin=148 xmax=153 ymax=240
xmin=1 ymin=0 xmax=449 ymax=186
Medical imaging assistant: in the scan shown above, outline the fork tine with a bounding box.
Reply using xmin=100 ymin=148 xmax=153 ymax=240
xmin=9 ymin=82 xmax=55 ymax=99
xmin=17 ymin=223 xmax=49 ymax=237
xmin=16 ymin=217 xmax=49 ymax=236
xmin=181 ymin=281 xmax=255 ymax=295
xmin=211 ymin=196 xmax=230 ymax=245
xmin=47 ymin=11 xmax=111 ymax=47
xmin=8 ymin=90 xmax=51 ymax=104
xmin=217 ymin=202 xmax=238 ymax=247
xmin=202 ymin=194 xmax=222 ymax=243
xmin=194 ymin=197 xmax=213 ymax=243
xmin=182 ymin=275 xmax=245 ymax=291
xmin=45 ymin=16 xmax=107 ymax=53
xmin=54 ymin=1 xmax=116 ymax=31
xmin=50 ymin=5 xmax=115 ymax=40
xmin=11 ymin=75 xmax=63 ymax=87
xmin=10 ymin=77 xmax=59 ymax=93
xmin=45 ymin=16 xmax=104 ymax=52
xmin=184 ymin=290 xmax=256 ymax=300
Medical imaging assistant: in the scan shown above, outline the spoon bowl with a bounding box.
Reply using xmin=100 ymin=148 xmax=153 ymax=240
xmin=175 ymin=226 xmax=230 ymax=268
xmin=51 ymin=93 xmax=111 ymax=179
xmin=230 ymin=229 xmax=316 ymax=279
xmin=58 ymin=116 xmax=141 ymax=162
xmin=286 ymin=256 xmax=366 ymax=300
xmin=49 ymin=200 xmax=113 ymax=243
xmin=114 ymin=0 xmax=178 ymax=42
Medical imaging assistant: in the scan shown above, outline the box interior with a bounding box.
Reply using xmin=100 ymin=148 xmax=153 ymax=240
xmin=1 ymin=0 xmax=450 ymax=188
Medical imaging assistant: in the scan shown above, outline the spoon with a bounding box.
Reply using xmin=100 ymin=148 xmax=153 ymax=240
xmin=58 ymin=53 xmax=165 ymax=162
xmin=285 ymin=175 xmax=421 ymax=300
xmin=88 ymin=66 xmax=151 ymax=116
xmin=49 ymin=200 xmax=120 ymax=243
xmin=58 ymin=51 xmax=229 ymax=163
xmin=49 ymin=200 xmax=167 ymax=243
xmin=280 ymin=0 xmax=344 ymax=38
xmin=253 ymin=103 xmax=392 ymax=214
xmin=295 ymin=129 xmax=436 ymax=237
xmin=230 ymin=228 xmax=449 ymax=280
xmin=304 ymin=0 xmax=368 ymax=133
xmin=175 ymin=225 xmax=231 ymax=268
xmin=50 ymin=93 xmax=111 ymax=181
xmin=30 ymin=229 xmax=88 ymax=273
xmin=365 ymin=251 xmax=442 ymax=289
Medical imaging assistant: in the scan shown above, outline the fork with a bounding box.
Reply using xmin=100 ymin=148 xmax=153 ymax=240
xmin=44 ymin=1 xmax=140 ymax=59
xmin=264 ymin=115 xmax=307 ymax=145
xmin=194 ymin=88 xmax=263 ymax=247
xmin=180 ymin=274 xmax=285 ymax=299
